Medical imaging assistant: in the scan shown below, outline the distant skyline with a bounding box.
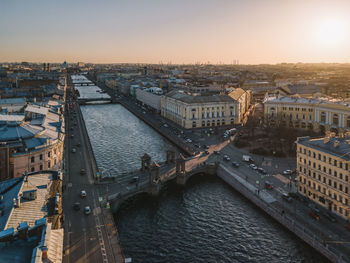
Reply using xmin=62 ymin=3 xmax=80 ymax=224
xmin=1 ymin=0 xmax=350 ymax=64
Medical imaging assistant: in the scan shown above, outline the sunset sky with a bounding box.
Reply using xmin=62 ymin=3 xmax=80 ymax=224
xmin=1 ymin=0 xmax=350 ymax=64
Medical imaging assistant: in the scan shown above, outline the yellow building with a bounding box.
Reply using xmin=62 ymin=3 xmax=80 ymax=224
xmin=161 ymin=88 xmax=251 ymax=129
xmin=296 ymin=135 xmax=350 ymax=220
xmin=264 ymin=96 xmax=350 ymax=134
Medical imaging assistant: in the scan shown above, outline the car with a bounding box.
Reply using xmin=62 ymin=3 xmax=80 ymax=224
xmin=163 ymin=124 xmax=169 ymax=128
xmin=204 ymin=150 xmax=210 ymax=155
xmin=309 ymin=209 xmax=320 ymax=220
xmin=194 ymin=144 xmax=200 ymax=148
xmin=73 ymin=202 xmax=80 ymax=211
xmin=214 ymin=150 xmax=220 ymax=155
xmin=80 ymin=168 xmax=86 ymax=175
xmin=265 ymin=181 xmax=274 ymax=189
xmin=232 ymin=161 xmax=240 ymax=168
xmin=258 ymin=168 xmax=267 ymax=174
xmin=249 ymin=164 xmax=258 ymax=170
xmin=70 ymin=134 xmax=74 ymax=138
xmin=282 ymin=193 xmax=293 ymax=203
xmin=76 ymin=143 xmax=81 ymax=147
xmin=223 ymin=155 xmax=230 ymax=161
xmin=80 ymin=190 xmax=87 ymax=198
xmin=84 ymin=206 xmax=91 ymax=215
xmin=71 ymin=148 xmax=76 ymax=153
xmin=283 ymin=170 xmax=293 ymax=175
xmin=186 ymin=138 xmax=192 ymax=143
xmin=203 ymin=145 xmax=209 ymax=149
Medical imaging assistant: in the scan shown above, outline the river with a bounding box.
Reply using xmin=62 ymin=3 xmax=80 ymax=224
xmin=80 ymin=91 xmax=328 ymax=263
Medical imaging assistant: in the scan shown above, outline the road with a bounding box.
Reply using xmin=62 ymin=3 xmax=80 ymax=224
xmin=62 ymin=94 xmax=123 ymax=263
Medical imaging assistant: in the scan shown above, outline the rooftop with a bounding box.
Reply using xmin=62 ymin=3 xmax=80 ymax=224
xmin=297 ymin=136 xmax=350 ymax=161
xmin=5 ymin=173 xmax=52 ymax=230
xmin=264 ymin=95 xmax=350 ymax=108
xmin=165 ymin=90 xmax=238 ymax=104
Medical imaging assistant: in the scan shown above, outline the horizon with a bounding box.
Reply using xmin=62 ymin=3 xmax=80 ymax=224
xmin=1 ymin=0 xmax=350 ymax=64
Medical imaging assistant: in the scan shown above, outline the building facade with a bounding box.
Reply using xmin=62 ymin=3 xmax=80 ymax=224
xmin=161 ymin=88 xmax=250 ymax=129
xmin=264 ymin=96 xmax=350 ymax=134
xmin=296 ymin=135 xmax=350 ymax=220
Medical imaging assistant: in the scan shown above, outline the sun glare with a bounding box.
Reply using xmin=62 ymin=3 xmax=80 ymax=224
xmin=316 ymin=18 xmax=349 ymax=47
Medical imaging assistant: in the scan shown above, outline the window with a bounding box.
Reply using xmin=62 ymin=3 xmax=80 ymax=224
xmin=31 ymin=167 xmax=35 ymax=172
xmin=333 ymin=114 xmax=339 ymax=125
xmin=48 ymin=161 xmax=51 ymax=169
xmin=320 ymin=112 xmax=326 ymax=122
xmin=192 ymin=121 xmax=196 ymax=128
xmin=48 ymin=151 xmax=51 ymax=158
xmin=31 ymin=156 xmax=35 ymax=163
xmin=347 ymin=116 xmax=350 ymax=128
xmin=40 ymin=154 xmax=43 ymax=160
xmin=340 ymin=173 xmax=343 ymax=180
xmin=334 ymin=171 xmax=337 ymax=177
xmin=40 ymin=164 xmax=43 ymax=170
xmin=340 ymin=184 xmax=343 ymax=191
xmin=334 ymin=160 xmax=337 ymax=167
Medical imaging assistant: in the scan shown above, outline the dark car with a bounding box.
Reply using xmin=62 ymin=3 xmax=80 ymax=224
xmin=204 ymin=150 xmax=210 ymax=155
xmin=80 ymin=168 xmax=86 ymax=175
xmin=73 ymin=202 xmax=80 ymax=211
xmin=214 ymin=150 xmax=220 ymax=155
xmin=258 ymin=168 xmax=267 ymax=174
xmin=309 ymin=209 xmax=320 ymax=220
xmin=232 ymin=161 xmax=240 ymax=168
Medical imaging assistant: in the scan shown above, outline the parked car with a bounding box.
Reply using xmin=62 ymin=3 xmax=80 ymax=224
xmin=71 ymin=148 xmax=76 ymax=153
xmin=84 ymin=206 xmax=91 ymax=215
xmin=204 ymin=150 xmax=210 ymax=155
xmin=249 ymin=164 xmax=258 ymax=170
xmin=214 ymin=150 xmax=220 ymax=155
xmin=73 ymin=202 xmax=80 ymax=211
xmin=282 ymin=193 xmax=293 ymax=203
xmin=232 ymin=161 xmax=240 ymax=168
xmin=80 ymin=168 xmax=86 ymax=175
xmin=80 ymin=190 xmax=87 ymax=198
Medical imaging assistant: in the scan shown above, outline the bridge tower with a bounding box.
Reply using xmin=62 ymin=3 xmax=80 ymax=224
xmin=175 ymin=154 xmax=187 ymax=185
xmin=166 ymin=149 xmax=175 ymax=164
xmin=149 ymin=161 xmax=161 ymax=195
xmin=141 ymin=153 xmax=151 ymax=171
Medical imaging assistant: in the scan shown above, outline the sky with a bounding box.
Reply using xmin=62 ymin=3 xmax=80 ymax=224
xmin=1 ymin=0 xmax=350 ymax=64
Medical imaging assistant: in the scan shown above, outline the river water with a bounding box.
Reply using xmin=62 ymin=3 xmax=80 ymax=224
xmin=81 ymin=102 xmax=328 ymax=263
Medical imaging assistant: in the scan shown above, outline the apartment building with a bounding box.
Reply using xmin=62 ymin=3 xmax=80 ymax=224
xmin=296 ymin=135 xmax=350 ymax=220
xmin=161 ymin=88 xmax=250 ymax=129
xmin=0 ymin=103 xmax=65 ymax=181
xmin=264 ymin=96 xmax=350 ymax=134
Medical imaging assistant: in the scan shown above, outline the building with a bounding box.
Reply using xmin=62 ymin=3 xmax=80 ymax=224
xmin=0 ymin=103 xmax=64 ymax=181
xmin=135 ymin=88 xmax=162 ymax=112
xmin=160 ymin=88 xmax=250 ymax=129
xmin=0 ymin=172 xmax=63 ymax=263
xmin=264 ymin=95 xmax=350 ymax=134
xmin=296 ymin=135 xmax=350 ymax=220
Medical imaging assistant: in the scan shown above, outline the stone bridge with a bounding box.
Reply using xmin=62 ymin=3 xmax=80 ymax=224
xmin=100 ymin=150 xmax=218 ymax=212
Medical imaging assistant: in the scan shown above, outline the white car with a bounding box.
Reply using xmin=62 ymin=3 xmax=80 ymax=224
xmin=186 ymin=138 xmax=192 ymax=143
xmin=249 ymin=164 xmax=258 ymax=170
xmin=283 ymin=170 xmax=293 ymax=175
xmin=80 ymin=190 xmax=87 ymax=198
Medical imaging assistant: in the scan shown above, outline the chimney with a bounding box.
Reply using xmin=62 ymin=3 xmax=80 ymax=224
xmin=43 ymin=63 xmax=46 ymax=72
xmin=47 ymin=63 xmax=50 ymax=72
xmin=333 ymin=140 xmax=340 ymax=148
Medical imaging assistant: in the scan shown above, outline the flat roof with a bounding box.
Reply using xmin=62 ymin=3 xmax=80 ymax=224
xmin=297 ymin=136 xmax=350 ymax=161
